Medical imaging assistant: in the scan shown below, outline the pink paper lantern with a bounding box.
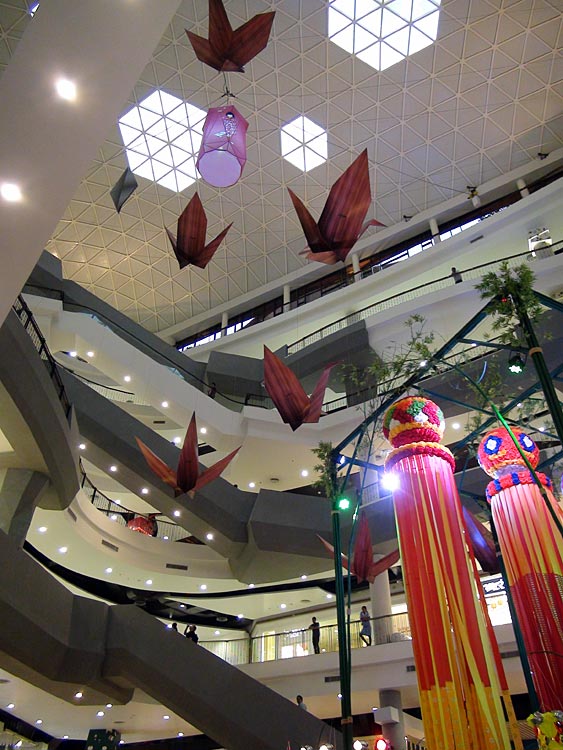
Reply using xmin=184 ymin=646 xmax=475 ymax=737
xmin=197 ymin=105 xmax=248 ymax=188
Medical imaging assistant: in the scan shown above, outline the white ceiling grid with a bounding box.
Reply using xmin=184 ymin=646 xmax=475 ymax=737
xmin=2 ymin=0 xmax=562 ymax=333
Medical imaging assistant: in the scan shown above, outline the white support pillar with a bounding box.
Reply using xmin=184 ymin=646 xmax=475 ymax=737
xmin=351 ymin=253 xmax=361 ymax=280
xmin=516 ymin=178 xmax=530 ymax=197
xmin=429 ymin=218 xmax=440 ymax=243
xmin=221 ymin=311 xmax=229 ymax=334
xmin=370 ymin=553 xmax=393 ymax=645
xmin=375 ymin=690 xmax=406 ymax=750
xmin=283 ymin=284 xmax=291 ymax=311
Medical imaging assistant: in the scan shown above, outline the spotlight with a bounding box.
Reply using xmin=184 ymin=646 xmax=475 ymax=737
xmin=353 ymin=742 xmax=369 ymax=750
xmin=508 ymin=353 xmax=525 ymax=374
xmin=381 ymin=473 xmax=400 ymax=492
xmin=336 ymin=495 xmax=351 ymax=511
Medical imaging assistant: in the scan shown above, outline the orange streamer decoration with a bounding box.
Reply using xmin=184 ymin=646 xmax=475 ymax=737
xmin=383 ymin=397 xmax=520 ymax=750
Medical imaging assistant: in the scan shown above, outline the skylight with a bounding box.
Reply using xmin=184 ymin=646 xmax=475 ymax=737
xmin=280 ymin=116 xmax=327 ymax=172
xmin=328 ymin=0 xmax=441 ymax=71
xmin=118 ymin=90 xmax=206 ymax=193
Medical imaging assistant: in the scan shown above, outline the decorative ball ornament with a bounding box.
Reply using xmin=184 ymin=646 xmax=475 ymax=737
xmin=383 ymin=396 xmax=445 ymax=448
xmin=477 ymin=427 xmax=539 ymax=478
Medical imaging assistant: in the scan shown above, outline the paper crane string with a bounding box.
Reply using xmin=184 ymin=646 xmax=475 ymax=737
xmin=166 ymin=192 xmax=232 ymax=270
xmin=110 ymin=167 xmax=137 ymax=213
xmin=136 ymin=414 xmax=240 ymax=497
xmin=288 ymin=149 xmax=385 ymax=265
xmin=186 ymin=0 xmax=275 ymax=73
xmin=319 ymin=513 xmax=400 ymax=584
xmin=263 ymin=346 xmax=334 ymax=431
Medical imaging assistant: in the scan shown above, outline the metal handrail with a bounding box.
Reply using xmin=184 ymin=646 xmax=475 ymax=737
xmin=12 ymin=295 xmax=73 ymax=421
xmin=198 ymin=612 xmax=412 ymax=666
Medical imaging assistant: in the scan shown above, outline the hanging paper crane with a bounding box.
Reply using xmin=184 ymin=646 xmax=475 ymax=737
xmin=288 ymin=149 xmax=385 ymax=265
xmin=166 ymin=192 xmax=232 ymax=270
xmin=136 ymin=414 xmax=240 ymax=497
xmin=263 ymin=346 xmax=334 ymax=431
xmin=318 ymin=512 xmax=400 ymax=584
xmin=186 ymin=0 xmax=275 ymax=73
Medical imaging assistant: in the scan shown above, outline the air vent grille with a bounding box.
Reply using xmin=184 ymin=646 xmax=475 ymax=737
xmin=165 ymin=563 xmax=188 ymax=571
xmin=101 ymin=539 xmax=119 ymax=552
xmin=67 ymin=508 xmax=77 ymax=522
xmin=324 ymin=675 xmax=340 ymax=683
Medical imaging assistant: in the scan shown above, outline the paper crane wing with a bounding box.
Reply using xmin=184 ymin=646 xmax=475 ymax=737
xmin=318 ymin=534 xmax=350 ymax=572
xmin=110 ymin=167 xmax=137 ymax=213
xmin=365 ymin=548 xmax=400 ymax=584
xmin=351 ymin=511 xmax=373 ymax=583
xmin=229 ymin=11 xmax=275 ymax=70
xmin=462 ymin=506 xmax=499 ymax=574
xmin=176 ymin=414 xmax=200 ymax=493
xmin=135 ymin=437 xmax=179 ymax=491
xmin=263 ymin=346 xmax=310 ymax=431
xmin=288 ymin=188 xmax=331 ymax=254
xmin=186 ymin=0 xmax=274 ymax=73
xmin=167 ymin=193 xmax=231 ymax=270
xmin=303 ymin=364 xmax=336 ymax=424
xmin=299 ymin=248 xmax=340 ymax=265
xmin=317 ymin=149 xmax=371 ymax=260
xmin=194 ymin=446 xmax=241 ymax=493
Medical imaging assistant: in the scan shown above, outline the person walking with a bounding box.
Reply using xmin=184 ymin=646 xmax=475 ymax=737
xmin=309 ymin=616 xmax=320 ymax=654
xmin=296 ymin=695 xmax=308 ymax=711
xmin=184 ymin=624 xmax=199 ymax=644
xmin=359 ymin=605 xmax=372 ymax=646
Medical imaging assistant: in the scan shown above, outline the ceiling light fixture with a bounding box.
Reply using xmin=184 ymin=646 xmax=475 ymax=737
xmin=248 ymin=583 xmax=255 ymax=588
xmin=68 ymin=351 xmax=77 ymax=358
xmin=106 ymin=704 xmax=112 ymax=709
xmin=38 ymin=526 xmax=47 ymax=533
xmin=58 ymin=546 xmax=68 ymax=554
xmin=78 ymin=443 xmax=86 ymax=450
xmin=173 ymin=510 xmax=181 ymax=517
xmin=110 ymin=514 xmax=118 ymax=521
xmin=248 ymin=481 xmax=256 ymax=489
xmin=199 ymin=427 xmax=207 ymax=434
xmin=6 ymin=703 xmax=15 ymax=710
xmin=214 ymin=630 xmax=220 ymax=635
xmin=86 ymin=351 xmax=94 ymax=358
xmin=55 ymin=77 xmax=76 ymax=101
xmin=173 ymin=436 xmax=182 ymax=445
xmin=199 ymin=584 xmax=207 ymax=591
xmin=1 ymin=182 xmax=23 ymax=202
xmin=105 ymin=568 xmax=113 ymax=574
xmin=301 ymin=574 xmax=307 ymax=580
xmin=96 ymin=711 xmax=104 ymax=718
xmin=452 ymin=422 xmax=461 ymax=430
xmin=123 ymin=375 xmax=131 ymax=383
xmin=300 ymin=469 xmax=309 ymax=478
xmin=161 ymin=401 xmax=169 ymax=408
xmin=145 ymin=579 xmax=153 ymax=586
xmin=381 ymin=473 xmax=400 ymax=492
xmin=508 ymin=352 xmax=526 ymax=374
xmin=109 ymin=465 xmax=117 ymax=472
xmin=141 ymin=488 xmax=149 ymax=495
xmin=36 ymin=720 xmax=43 ymax=725
xmin=163 ymin=715 xmax=170 ymax=720
xmin=74 ymin=692 xmax=83 ymax=699
xmin=206 ymin=532 xmax=214 ymax=540
xmin=280 ymin=603 xmax=287 ymax=609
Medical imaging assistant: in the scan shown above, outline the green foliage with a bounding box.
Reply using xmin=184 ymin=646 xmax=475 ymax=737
xmin=312 ymin=441 xmax=338 ymax=500
xmin=476 ymin=262 xmax=543 ymax=346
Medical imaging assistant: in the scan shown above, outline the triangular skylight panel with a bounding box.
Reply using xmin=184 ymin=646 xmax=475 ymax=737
xmin=328 ymin=0 xmax=441 ymax=70
xmin=118 ymin=89 xmax=206 ymax=192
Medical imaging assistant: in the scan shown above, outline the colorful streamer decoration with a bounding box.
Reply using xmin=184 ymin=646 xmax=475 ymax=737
xmin=383 ymin=396 xmax=520 ymax=750
xmin=478 ymin=427 xmax=563 ymax=710
xmin=527 ymin=710 xmax=563 ymax=748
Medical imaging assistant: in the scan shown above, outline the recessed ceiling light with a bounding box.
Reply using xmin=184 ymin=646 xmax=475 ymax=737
xmin=163 ymin=535 xmax=169 ymax=540
xmin=63 ymin=737 xmax=69 ymax=740
xmin=538 ymin=426 xmax=546 ymax=432
xmin=1 ymin=183 xmax=23 ymax=202
xmin=248 ymin=583 xmax=255 ymax=588
xmin=68 ymin=351 xmax=77 ymax=358
xmin=106 ymin=704 xmax=112 ymax=709
xmin=86 ymin=351 xmax=94 ymax=358
xmin=248 ymin=481 xmax=256 ymax=489
xmin=179 ymin=604 xmax=185 ymax=608
xmin=177 ymin=733 xmax=184 ymax=737
xmin=38 ymin=526 xmax=47 ymax=533
xmin=55 ymin=77 xmax=76 ymax=101
xmin=123 ymin=375 xmax=131 ymax=383
xmin=74 ymin=691 xmax=83 ymax=699
xmin=301 ymin=469 xmax=309 ymax=478
xmin=199 ymin=584 xmax=207 ymax=591
xmin=337 ymin=693 xmax=342 ymax=699
xmin=206 ymin=532 xmax=214 ymax=541
xmin=163 ymin=715 xmax=170 ymax=720
xmin=237 ymin=614 xmax=244 ymax=620
xmin=58 ymin=546 xmax=68 ymax=554
xmin=161 ymin=401 xmax=169 ymax=408
xmin=173 ymin=510 xmax=181 ymax=517
xmin=145 ymin=579 xmax=153 ymax=585
xmin=173 ymin=436 xmax=181 ymax=445
xmin=301 ymin=574 xmax=307 ymax=580
xmin=141 ymin=487 xmax=149 ymax=495
xmin=78 ymin=443 xmax=86 ymax=450
xmin=96 ymin=711 xmax=104 ymax=718
xmin=110 ymin=514 xmax=118 ymax=521
xmin=199 ymin=427 xmax=207 ymax=434
xmin=105 ymin=567 xmax=113 ymax=574
xmin=115 ymin=499 xmax=121 ymax=505
xmin=36 ymin=720 xmax=43 ymax=725
xmin=452 ymin=422 xmax=461 ymax=430
xmin=280 ymin=603 xmax=287 ymax=609
xmin=6 ymin=703 xmax=15 ymax=709
xmin=214 ymin=630 xmax=220 ymax=636
xmin=326 ymin=593 xmax=333 ymax=599
xmin=109 ymin=465 xmax=117 ymax=472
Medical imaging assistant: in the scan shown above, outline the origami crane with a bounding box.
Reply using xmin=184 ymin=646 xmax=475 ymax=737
xmin=166 ymin=192 xmax=232 ymax=270
xmin=110 ymin=167 xmax=137 ymax=213
xmin=186 ymin=0 xmax=275 ymax=73
xmin=288 ymin=149 xmax=385 ymax=265
xmin=319 ymin=512 xmax=400 ymax=584
xmin=263 ymin=346 xmax=335 ymax=431
xmin=136 ymin=414 xmax=240 ymax=497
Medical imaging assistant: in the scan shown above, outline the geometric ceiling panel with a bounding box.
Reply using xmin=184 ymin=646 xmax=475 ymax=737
xmin=5 ymin=0 xmax=555 ymax=334
xmin=328 ymin=0 xmax=442 ymax=71
xmin=280 ymin=115 xmax=328 ymax=171
xmin=118 ymin=90 xmax=206 ymax=193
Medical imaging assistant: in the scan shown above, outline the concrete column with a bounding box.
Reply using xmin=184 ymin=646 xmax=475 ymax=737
xmin=370 ymin=554 xmax=393 ymax=645
xmin=351 ymin=253 xmax=361 ymax=279
xmin=429 ymin=218 xmax=440 ymax=243
xmin=0 ymin=468 xmax=50 ymax=546
xmin=516 ymin=178 xmax=529 ymax=197
xmin=221 ymin=311 xmax=229 ymax=334
xmin=375 ymin=689 xmax=406 ymax=750
xmin=283 ymin=284 xmax=291 ymax=311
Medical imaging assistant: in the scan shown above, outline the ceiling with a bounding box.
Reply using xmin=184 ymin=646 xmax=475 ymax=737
xmin=2 ymin=0 xmax=561 ymax=334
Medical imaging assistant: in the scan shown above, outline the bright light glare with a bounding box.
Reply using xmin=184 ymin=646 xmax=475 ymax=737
xmin=381 ymin=473 xmax=400 ymax=492
xmin=1 ymin=183 xmax=22 ymax=202
xmin=55 ymin=78 xmax=77 ymax=101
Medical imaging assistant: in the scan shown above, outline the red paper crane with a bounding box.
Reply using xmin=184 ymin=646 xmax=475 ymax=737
xmin=136 ymin=414 xmax=240 ymax=497
xmin=186 ymin=0 xmax=275 ymax=73
xmin=319 ymin=512 xmax=400 ymax=584
xmin=166 ymin=192 xmax=232 ymax=270
xmin=288 ymin=149 xmax=385 ymax=265
xmin=263 ymin=346 xmax=334 ymax=431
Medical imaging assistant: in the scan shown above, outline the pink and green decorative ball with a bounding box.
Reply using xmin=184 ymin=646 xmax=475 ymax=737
xmin=477 ymin=427 xmax=539 ymax=478
xmin=383 ymin=396 xmax=445 ymax=448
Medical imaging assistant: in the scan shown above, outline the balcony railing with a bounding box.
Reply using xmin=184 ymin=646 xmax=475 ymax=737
xmin=199 ymin=613 xmax=412 ymax=666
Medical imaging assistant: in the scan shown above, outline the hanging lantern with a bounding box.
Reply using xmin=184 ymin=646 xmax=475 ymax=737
xmin=196 ymin=105 xmax=248 ymax=188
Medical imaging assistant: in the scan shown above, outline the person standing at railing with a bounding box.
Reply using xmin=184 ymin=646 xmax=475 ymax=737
xmin=296 ymin=695 xmax=308 ymax=711
xmin=309 ymin=616 xmax=320 ymax=654
xmin=359 ymin=605 xmax=372 ymax=646
xmin=184 ymin=624 xmax=199 ymax=644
